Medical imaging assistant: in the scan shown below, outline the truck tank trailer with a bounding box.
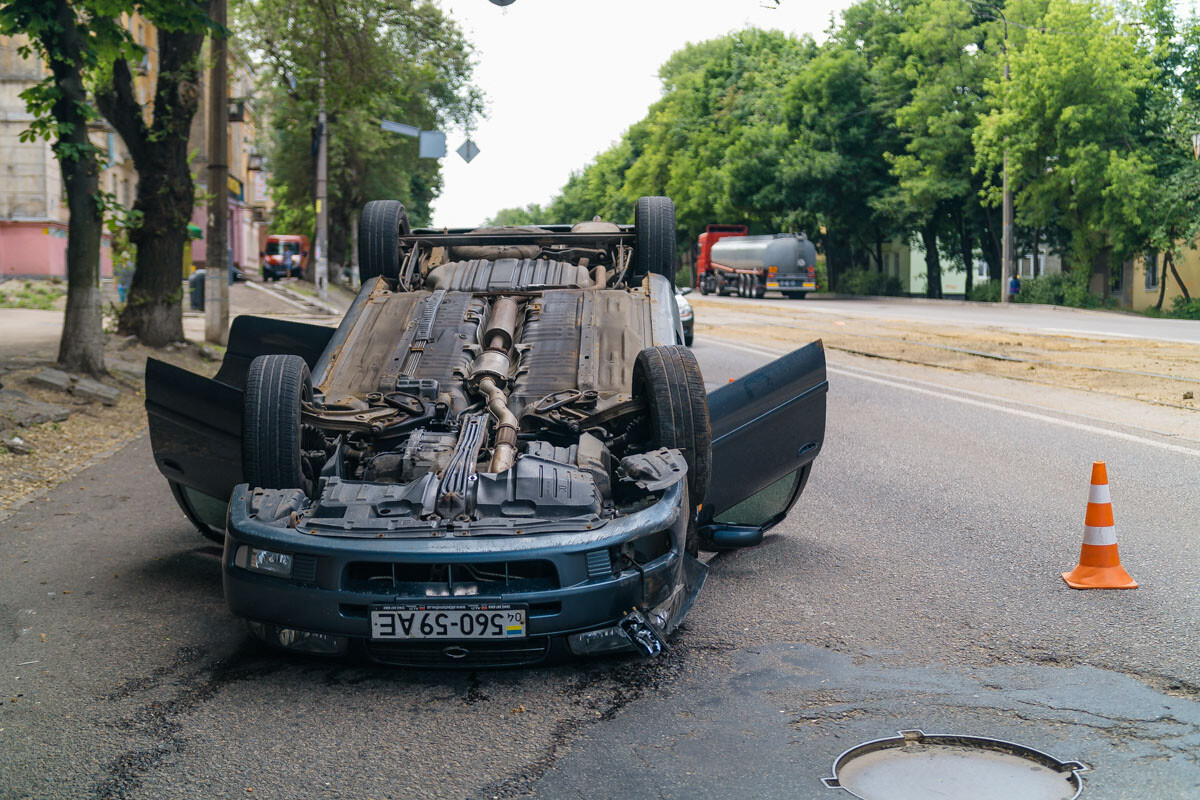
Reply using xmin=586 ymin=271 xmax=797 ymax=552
xmin=699 ymin=233 xmax=817 ymax=299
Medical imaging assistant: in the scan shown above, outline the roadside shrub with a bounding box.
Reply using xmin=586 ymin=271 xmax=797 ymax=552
xmin=1169 ymin=296 xmax=1200 ymax=320
xmin=835 ymin=269 xmax=902 ymax=296
xmin=814 ymin=260 xmax=828 ymax=292
xmin=1014 ymin=274 xmax=1066 ymax=305
xmin=0 ymin=279 xmax=65 ymax=310
xmin=968 ymin=281 xmax=999 ymax=302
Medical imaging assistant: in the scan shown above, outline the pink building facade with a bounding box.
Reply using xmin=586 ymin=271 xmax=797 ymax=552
xmin=0 ymin=220 xmax=114 ymax=279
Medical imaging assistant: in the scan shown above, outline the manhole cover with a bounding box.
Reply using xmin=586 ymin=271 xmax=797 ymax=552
xmin=823 ymin=730 xmax=1086 ymax=800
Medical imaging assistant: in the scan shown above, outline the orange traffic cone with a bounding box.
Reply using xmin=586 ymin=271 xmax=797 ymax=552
xmin=1062 ymin=462 xmax=1137 ymax=589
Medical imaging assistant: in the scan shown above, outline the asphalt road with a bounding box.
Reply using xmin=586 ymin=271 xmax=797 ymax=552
xmin=2 ymin=336 xmax=1199 ymax=799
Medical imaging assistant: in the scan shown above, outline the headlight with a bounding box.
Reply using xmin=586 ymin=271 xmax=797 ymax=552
xmin=235 ymin=545 xmax=294 ymax=577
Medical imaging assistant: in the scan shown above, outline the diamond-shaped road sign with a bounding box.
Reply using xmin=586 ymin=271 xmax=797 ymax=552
xmin=457 ymin=139 xmax=480 ymax=164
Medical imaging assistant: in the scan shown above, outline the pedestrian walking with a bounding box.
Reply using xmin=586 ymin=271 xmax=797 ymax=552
xmin=1008 ymin=273 xmax=1021 ymax=299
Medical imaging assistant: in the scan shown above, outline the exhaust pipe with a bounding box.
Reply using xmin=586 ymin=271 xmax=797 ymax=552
xmin=470 ymin=297 xmax=520 ymax=473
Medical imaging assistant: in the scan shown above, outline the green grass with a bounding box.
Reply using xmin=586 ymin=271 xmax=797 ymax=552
xmin=0 ymin=280 xmax=65 ymax=310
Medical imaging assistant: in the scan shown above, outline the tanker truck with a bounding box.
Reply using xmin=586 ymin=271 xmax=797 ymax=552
xmin=698 ymin=232 xmax=818 ymax=299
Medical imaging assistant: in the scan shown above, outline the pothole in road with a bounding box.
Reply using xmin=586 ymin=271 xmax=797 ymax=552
xmin=823 ymin=730 xmax=1086 ymax=800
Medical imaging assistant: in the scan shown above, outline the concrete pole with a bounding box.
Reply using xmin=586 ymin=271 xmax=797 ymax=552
xmin=204 ymin=0 xmax=230 ymax=344
xmin=1000 ymin=51 xmax=1014 ymax=304
xmin=314 ymin=55 xmax=329 ymax=300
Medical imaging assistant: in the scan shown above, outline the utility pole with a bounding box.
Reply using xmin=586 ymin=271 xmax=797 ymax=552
xmin=205 ymin=0 xmax=229 ymax=344
xmin=314 ymin=53 xmax=329 ymax=300
xmin=998 ymin=10 xmax=1014 ymax=304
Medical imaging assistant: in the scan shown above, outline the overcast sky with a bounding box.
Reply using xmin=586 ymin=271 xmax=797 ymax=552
xmin=430 ymin=0 xmax=854 ymax=227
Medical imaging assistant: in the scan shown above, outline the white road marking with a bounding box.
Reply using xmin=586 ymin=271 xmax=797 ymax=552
xmin=703 ymin=337 xmax=1200 ymax=458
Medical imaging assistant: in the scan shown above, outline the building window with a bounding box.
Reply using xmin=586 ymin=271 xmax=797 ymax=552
xmin=1144 ymin=251 xmax=1159 ymax=291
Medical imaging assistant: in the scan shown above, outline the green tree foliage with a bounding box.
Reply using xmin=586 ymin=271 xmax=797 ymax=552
xmin=236 ymin=0 xmax=482 ymax=269
xmin=974 ymin=0 xmax=1156 ymax=291
xmin=0 ymin=0 xmax=132 ymax=375
xmin=485 ymin=204 xmax=547 ymax=226
xmin=496 ymin=0 xmax=1199 ymax=305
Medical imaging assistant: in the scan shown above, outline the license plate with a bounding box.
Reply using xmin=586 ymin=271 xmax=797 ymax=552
xmin=369 ymin=603 xmax=527 ymax=640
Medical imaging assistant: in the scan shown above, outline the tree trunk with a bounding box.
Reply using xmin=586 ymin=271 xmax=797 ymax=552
xmin=97 ymin=27 xmax=205 ymax=347
xmin=1096 ymin=247 xmax=1111 ymax=301
xmin=957 ymin=208 xmax=973 ymax=298
xmin=1030 ymin=227 xmax=1040 ymax=278
xmin=921 ymin=222 xmax=942 ymax=299
xmin=47 ymin=0 xmax=105 ymax=376
xmin=1167 ymin=251 xmax=1192 ymax=302
xmin=825 ymin=229 xmax=850 ymax=292
xmin=983 ymin=204 xmax=1002 ymax=282
xmin=1155 ymin=253 xmax=1169 ymax=310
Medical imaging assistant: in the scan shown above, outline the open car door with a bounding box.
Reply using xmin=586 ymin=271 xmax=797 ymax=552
xmin=145 ymin=316 xmax=336 ymax=537
xmin=698 ymin=341 xmax=827 ymax=549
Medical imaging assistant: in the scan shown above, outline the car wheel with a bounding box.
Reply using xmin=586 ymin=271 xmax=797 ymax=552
xmin=699 ymin=279 xmax=709 ymax=296
xmin=243 ymin=354 xmax=313 ymax=494
xmin=684 ymin=331 xmax=694 ymax=347
xmin=358 ymin=200 xmax=411 ymax=284
xmin=754 ymin=279 xmax=766 ymax=298
xmin=633 ymin=344 xmax=711 ymax=511
xmin=632 ymin=196 xmax=676 ymax=285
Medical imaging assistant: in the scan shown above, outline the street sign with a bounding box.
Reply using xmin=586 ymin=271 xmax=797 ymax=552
xmin=419 ymin=130 xmax=446 ymax=159
xmin=457 ymin=139 xmax=480 ymax=163
xmin=381 ymin=119 xmax=419 ymax=137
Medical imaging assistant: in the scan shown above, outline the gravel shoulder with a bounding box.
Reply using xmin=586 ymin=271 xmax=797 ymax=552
xmin=692 ymin=295 xmax=1200 ymax=413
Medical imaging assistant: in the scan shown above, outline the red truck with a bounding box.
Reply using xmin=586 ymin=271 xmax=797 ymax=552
xmin=696 ymin=224 xmax=818 ymax=299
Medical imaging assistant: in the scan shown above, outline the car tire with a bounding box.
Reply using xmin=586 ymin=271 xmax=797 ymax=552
xmin=684 ymin=330 xmax=694 ymax=347
xmin=632 ymin=344 xmax=711 ymax=511
xmin=699 ymin=279 xmax=709 ymax=296
xmin=632 ymin=196 xmax=676 ymax=285
xmin=243 ymin=354 xmax=312 ymax=494
xmin=358 ymin=200 xmax=411 ymax=284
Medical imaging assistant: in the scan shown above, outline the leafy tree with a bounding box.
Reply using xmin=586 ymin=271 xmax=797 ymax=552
xmin=485 ymin=203 xmax=548 ymax=226
xmin=781 ymin=2 xmax=907 ymax=290
xmin=236 ymin=0 xmax=482 ymax=271
xmin=1126 ymin=0 xmax=1200 ymax=306
xmin=0 ymin=0 xmax=130 ymax=375
xmin=974 ymin=0 xmax=1156 ymax=296
xmin=886 ymin=0 xmax=997 ymax=297
xmin=95 ymin=1 xmax=215 ymax=347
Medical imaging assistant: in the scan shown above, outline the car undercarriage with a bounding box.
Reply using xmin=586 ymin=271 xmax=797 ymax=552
xmin=145 ymin=197 xmax=828 ymax=666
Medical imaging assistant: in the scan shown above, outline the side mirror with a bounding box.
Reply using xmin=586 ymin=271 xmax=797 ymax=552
xmin=679 ymin=287 xmax=693 ymax=295
xmin=259 ymin=251 xmax=265 ymax=258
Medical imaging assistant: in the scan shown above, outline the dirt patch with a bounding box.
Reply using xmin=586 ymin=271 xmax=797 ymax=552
xmin=691 ymin=299 xmax=1200 ymax=411
xmin=0 ymin=338 xmax=219 ymax=519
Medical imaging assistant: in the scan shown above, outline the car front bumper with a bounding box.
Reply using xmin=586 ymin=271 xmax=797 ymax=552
xmin=222 ymin=480 xmax=704 ymax=666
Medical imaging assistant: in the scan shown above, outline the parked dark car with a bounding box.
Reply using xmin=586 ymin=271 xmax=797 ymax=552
xmin=145 ymin=196 xmax=827 ymax=667
xmin=675 ymin=285 xmax=694 ymax=346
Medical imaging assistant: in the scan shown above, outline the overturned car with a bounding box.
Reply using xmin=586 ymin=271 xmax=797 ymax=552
xmin=146 ymin=196 xmax=827 ymax=667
